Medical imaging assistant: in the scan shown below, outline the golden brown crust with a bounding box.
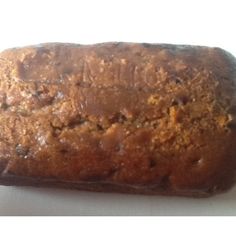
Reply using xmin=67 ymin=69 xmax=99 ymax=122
xmin=0 ymin=42 xmax=236 ymax=197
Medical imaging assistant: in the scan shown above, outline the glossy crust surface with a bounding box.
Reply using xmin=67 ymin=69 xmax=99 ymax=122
xmin=0 ymin=42 xmax=236 ymax=197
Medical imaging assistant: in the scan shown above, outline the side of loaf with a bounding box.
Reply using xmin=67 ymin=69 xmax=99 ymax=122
xmin=0 ymin=42 xmax=236 ymax=197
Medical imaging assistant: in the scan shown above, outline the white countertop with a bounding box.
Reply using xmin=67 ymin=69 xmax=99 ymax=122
xmin=0 ymin=185 xmax=236 ymax=215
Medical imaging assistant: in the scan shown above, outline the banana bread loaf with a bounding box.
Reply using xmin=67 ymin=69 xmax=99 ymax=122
xmin=0 ymin=42 xmax=236 ymax=197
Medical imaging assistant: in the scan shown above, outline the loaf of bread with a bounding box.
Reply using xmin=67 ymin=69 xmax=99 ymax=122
xmin=0 ymin=42 xmax=236 ymax=197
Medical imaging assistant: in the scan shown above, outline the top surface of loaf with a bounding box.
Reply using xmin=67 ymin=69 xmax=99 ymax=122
xmin=1 ymin=42 xmax=235 ymax=116
xmin=0 ymin=42 xmax=236 ymax=196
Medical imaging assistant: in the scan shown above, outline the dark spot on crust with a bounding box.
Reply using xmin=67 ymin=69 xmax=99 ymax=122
xmin=0 ymin=93 xmax=8 ymax=110
xmin=16 ymin=61 xmax=26 ymax=80
xmin=227 ymin=122 xmax=236 ymax=129
xmin=224 ymin=127 xmax=232 ymax=133
xmin=171 ymin=100 xmax=179 ymax=106
xmin=171 ymin=96 xmax=189 ymax=106
xmin=179 ymin=96 xmax=189 ymax=105
xmin=75 ymin=81 xmax=91 ymax=88
xmin=114 ymin=144 xmax=125 ymax=156
xmin=35 ymin=90 xmax=44 ymax=97
xmin=60 ymin=149 xmax=69 ymax=154
xmin=227 ymin=121 xmax=236 ymax=130
xmin=159 ymin=174 xmax=171 ymax=190
xmin=15 ymin=144 xmax=29 ymax=158
xmin=68 ymin=116 xmax=86 ymax=128
xmin=190 ymin=157 xmax=202 ymax=165
xmin=149 ymin=158 xmax=157 ymax=168
xmin=110 ymin=112 xmax=127 ymax=124
xmin=50 ymin=122 xmax=62 ymax=137
xmin=1 ymin=103 xmax=9 ymax=110
xmin=174 ymin=78 xmax=182 ymax=84
xmin=96 ymin=124 xmax=104 ymax=131
xmin=206 ymin=185 xmax=219 ymax=194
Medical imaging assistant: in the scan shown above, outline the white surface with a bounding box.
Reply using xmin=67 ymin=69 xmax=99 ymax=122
xmin=0 ymin=186 xmax=236 ymax=216
xmin=0 ymin=0 xmax=236 ymax=215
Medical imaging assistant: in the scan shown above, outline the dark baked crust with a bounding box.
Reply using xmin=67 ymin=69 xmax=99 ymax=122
xmin=0 ymin=42 xmax=236 ymax=197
